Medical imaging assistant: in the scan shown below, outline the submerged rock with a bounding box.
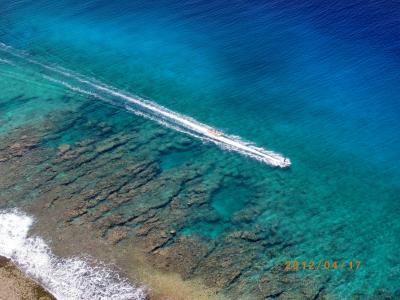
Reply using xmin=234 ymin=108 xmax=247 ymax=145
xmin=57 ymin=144 xmax=71 ymax=154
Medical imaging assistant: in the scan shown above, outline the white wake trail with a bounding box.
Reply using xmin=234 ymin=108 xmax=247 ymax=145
xmin=0 ymin=43 xmax=291 ymax=168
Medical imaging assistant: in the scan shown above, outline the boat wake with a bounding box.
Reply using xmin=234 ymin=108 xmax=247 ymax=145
xmin=0 ymin=209 xmax=146 ymax=300
xmin=0 ymin=42 xmax=291 ymax=168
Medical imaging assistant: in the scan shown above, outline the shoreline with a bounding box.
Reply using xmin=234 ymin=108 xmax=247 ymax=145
xmin=0 ymin=255 xmax=56 ymax=300
xmin=0 ymin=249 xmax=226 ymax=300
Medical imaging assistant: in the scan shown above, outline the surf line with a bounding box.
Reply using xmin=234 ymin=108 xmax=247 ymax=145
xmin=0 ymin=43 xmax=291 ymax=168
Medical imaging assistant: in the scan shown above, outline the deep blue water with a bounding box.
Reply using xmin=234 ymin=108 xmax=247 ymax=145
xmin=1 ymin=0 xmax=400 ymax=297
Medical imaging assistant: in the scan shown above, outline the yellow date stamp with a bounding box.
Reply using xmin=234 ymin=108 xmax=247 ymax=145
xmin=284 ymin=260 xmax=361 ymax=271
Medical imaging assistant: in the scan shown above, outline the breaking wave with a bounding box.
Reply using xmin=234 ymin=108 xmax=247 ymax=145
xmin=0 ymin=209 xmax=146 ymax=300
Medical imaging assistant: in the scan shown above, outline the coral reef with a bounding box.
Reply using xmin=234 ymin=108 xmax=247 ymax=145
xmin=0 ymin=99 xmax=335 ymax=300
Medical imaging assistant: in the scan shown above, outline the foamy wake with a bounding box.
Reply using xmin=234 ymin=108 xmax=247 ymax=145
xmin=0 ymin=209 xmax=146 ymax=300
xmin=0 ymin=42 xmax=291 ymax=168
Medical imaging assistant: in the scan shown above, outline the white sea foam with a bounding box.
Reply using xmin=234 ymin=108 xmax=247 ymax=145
xmin=0 ymin=209 xmax=146 ymax=300
xmin=0 ymin=42 xmax=291 ymax=168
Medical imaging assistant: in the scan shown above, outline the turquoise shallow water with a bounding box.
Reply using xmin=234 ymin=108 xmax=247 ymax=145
xmin=1 ymin=0 xmax=400 ymax=298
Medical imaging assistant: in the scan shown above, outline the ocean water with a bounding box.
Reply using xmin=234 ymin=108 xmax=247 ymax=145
xmin=0 ymin=0 xmax=399 ymax=299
